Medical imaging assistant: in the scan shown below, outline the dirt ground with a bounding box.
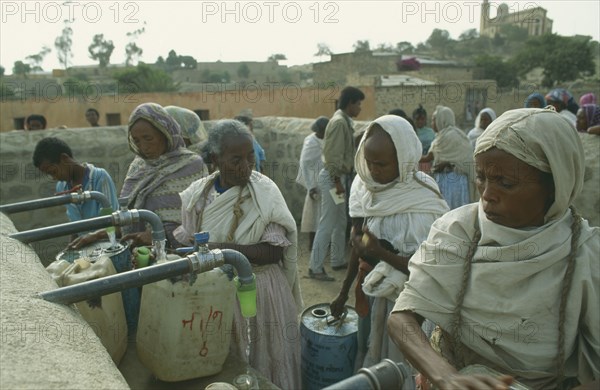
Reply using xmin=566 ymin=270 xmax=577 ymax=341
xmin=295 ymin=232 xmax=356 ymax=312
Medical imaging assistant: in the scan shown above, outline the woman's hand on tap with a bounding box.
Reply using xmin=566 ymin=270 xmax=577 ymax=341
xmin=120 ymin=230 xmax=152 ymax=249
xmin=67 ymin=230 xmax=106 ymax=250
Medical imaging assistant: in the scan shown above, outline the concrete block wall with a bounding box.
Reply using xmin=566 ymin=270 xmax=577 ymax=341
xmin=0 ymin=118 xmax=370 ymax=265
xmin=0 ymin=212 xmax=130 ymax=389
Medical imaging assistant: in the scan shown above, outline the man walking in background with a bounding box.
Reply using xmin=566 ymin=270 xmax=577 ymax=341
xmin=309 ymin=86 xmax=365 ymax=281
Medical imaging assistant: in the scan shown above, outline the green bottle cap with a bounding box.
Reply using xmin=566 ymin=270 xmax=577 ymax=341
xmin=136 ymin=246 xmax=150 ymax=268
xmin=235 ymin=274 xmax=257 ymax=318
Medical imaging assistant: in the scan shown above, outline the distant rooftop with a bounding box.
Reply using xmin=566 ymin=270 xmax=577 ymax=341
xmin=379 ymin=74 xmax=436 ymax=87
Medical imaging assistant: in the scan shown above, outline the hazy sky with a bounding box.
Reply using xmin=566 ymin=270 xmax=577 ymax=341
xmin=1 ymin=0 xmax=599 ymax=73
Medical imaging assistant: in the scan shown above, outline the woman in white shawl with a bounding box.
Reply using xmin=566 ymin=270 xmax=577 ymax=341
xmin=420 ymin=105 xmax=478 ymax=209
xmin=388 ymin=108 xmax=599 ymax=389
xmin=346 ymin=115 xmax=449 ymax=385
xmin=467 ymin=107 xmax=496 ymax=149
xmin=174 ymin=120 xmax=302 ymax=390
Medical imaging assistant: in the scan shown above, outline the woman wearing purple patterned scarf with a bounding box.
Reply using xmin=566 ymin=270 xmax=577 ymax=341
xmin=576 ymin=104 xmax=600 ymax=135
xmin=120 ymin=102 xmax=207 ymax=248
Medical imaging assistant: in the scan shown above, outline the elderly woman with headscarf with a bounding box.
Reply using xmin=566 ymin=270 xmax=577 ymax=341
xmin=576 ymin=104 xmax=600 ymax=135
xmin=331 ymin=115 xmax=448 ymax=385
xmin=295 ymin=116 xmax=329 ymax=251
xmin=420 ymin=105 xmax=478 ymax=209
xmin=388 ymin=108 xmax=599 ymax=390
xmin=467 ymin=107 xmax=496 ymax=149
xmin=164 ymin=105 xmax=208 ymax=153
xmin=119 ymin=102 xmax=207 ymax=248
xmin=173 ymin=120 xmax=302 ymax=390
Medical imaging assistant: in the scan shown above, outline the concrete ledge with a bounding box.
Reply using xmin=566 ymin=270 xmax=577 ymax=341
xmin=0 ymin=212 xmax=130 ymax=389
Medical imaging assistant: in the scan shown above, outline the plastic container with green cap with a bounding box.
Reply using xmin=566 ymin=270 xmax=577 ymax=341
xmin=136 ymin=246 xmax=150 ymax=268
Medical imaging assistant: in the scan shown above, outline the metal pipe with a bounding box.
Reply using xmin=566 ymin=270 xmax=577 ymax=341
xmin=137 ymin=209 xmax=165 ymax=242
xmin=221 ymin=249 xmax=254 ymax=285
xmin=0 ymin=191 xmax=110 ymax=214
xmin=9 ymin=209 xmax=166 ymax=244
xmin=322 ymin=359 xmax=411 ymax=390
xmin=38 ymin=248 xmax=247 ymax=305
xmin=9 ymin=214 xmax=114 ymax=244
xmin=39 ymin=257 xmax=195 ymax=305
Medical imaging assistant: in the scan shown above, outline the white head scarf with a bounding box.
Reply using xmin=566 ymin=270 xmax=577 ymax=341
xmin=351 ymin=115 xmax=449 ymax=217
xmin=475 ymin=107 xmax=497 ymax=130
xmin=430 ymin=105 xmax=479 ymax=202
xmin=474 ymin=107 xmax=585 ymax=223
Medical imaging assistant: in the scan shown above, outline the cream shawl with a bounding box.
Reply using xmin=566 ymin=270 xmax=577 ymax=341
xmin=429 ymin=105 xmax=478 ymax=202
xmin=178 ymin=171 xmax=302 ymax=310
xmin=350 ymin=115 xmax=449 ymax=302
xmin=394 ymin=108 xmax=599 ymax=386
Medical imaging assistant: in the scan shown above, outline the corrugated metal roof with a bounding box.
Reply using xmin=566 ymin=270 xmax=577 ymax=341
xmin=379 ymin=75 xmax=436 ymax=87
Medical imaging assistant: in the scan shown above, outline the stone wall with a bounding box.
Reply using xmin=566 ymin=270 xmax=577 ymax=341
xmin=0 ymin=87 xmax=377 ymax=132
xmin=0 ymin=213 xmax=130 ymax=389
xmin=0 ymin=117 xmax=370 ymax=264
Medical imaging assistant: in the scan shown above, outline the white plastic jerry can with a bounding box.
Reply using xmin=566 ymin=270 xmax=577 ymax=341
xmin=136 ymin=267 xmax=237 ymax=382
xmin=46 ymin=256 xmax=128 ymax=364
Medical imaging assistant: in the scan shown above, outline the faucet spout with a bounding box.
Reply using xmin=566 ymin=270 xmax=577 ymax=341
xmin=221 ymin=249 xmax=254 ymax=285
xmin=9 ymin=208 xmax=165 ymax=244
xmin=137 ymin=209 xmax=166 ymax=242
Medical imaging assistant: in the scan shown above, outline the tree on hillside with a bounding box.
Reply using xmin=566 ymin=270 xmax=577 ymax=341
xmin=459 ymin=29 xmax=479 ymax=41
xmin=513 ymin=34 xmax=596 ymax=87
xmin=114 ymin=63 xmax=178 ymax=93
xmin=0 ymin=66 xmax=4 ymax=76
xmin=426 ymin=29 xmax=454 ymax=58
xmin=25 ymin=46 xmax=51 ymax=72
xmin=180 ymin=56 xmax=197 ymax=69
xmin=314 ymin=43 xmax=333 ymax=60
xmin=88 ymin=34 xmax=115 ymax=68
xmin=268 ymin=53 xmax=287 ymax=62
xmin=125 ymin=25 xmax=145 ymax=66
xmin=162 ymin=50 xmax=198 ymax=70
xmin=353 ymin=40 xmax=371 ymax=53
xmin=55 ymin=20 xmax=74 ymax=69
xmin=165 ymin=50 xmax=180 ymax=68
xmin=12 ymin=61 xmax=31 ymax=77
xmin=375 ymin=43 xmax=394 ymax=52
xmin=396 ymin=41 xmax=414 ymax=54
xmin=453 ymin=30 xmax=492 ymax=58
xmin=475 ymin=55 xmax=518 ymax=88
xmin=237 ymin=63 xmax=250 ymax=79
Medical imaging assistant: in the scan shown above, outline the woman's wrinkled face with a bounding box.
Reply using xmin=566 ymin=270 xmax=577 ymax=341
xmin=363 ymin=125 xmax=399 ymax=184
xmin=214 ymin=134 xmax=255 ymax=188
xmin=576 ymin=108 xmax=588 ymax=132
xmin=130 ymin=119 xmax=168 ymax=160
xmin=475 ymin=148 xmax=555 ymax=228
